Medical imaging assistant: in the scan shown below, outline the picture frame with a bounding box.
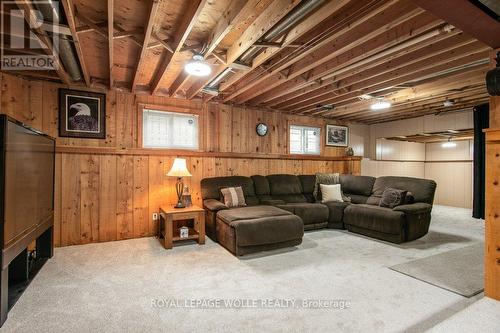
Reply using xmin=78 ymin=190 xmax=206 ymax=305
xmin=326 ymin=124 xmax=348 ymax=147
xmin=59 ymin=88 xmax=106 ymax=139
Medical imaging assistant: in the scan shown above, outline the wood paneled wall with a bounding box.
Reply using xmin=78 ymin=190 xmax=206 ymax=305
xmin=485 ymin=49 xmax=500 ymax=301
xmin=0 ymin=73 xmax=360 ymax=246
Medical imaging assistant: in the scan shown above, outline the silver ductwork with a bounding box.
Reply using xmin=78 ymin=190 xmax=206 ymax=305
xmin=203 ymin=0 xmax=326 ymax=93
xmin=238 ymin=0 xmax=326 ymax=64
xmin=34 ymin=0 xmax=82 ymax=82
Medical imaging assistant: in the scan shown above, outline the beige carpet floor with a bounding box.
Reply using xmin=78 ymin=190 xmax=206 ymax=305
xmin=0 ymin=205 xmax=496 ymax=333
xmin=390 ymin=242 xmax=484 ymax=297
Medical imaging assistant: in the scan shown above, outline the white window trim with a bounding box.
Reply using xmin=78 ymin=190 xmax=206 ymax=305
xmin=289 ymin=124 xmax=321 ymax=155
xmin=142 ymin=109 xmax=199 ymax=150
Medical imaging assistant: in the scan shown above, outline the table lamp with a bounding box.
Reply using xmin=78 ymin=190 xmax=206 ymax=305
xmin=167 ymin=158 xmax=192 ymax=208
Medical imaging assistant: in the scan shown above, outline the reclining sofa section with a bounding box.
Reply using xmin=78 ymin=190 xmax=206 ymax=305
xmin=201 ymin=174 xmax=436 ymax=256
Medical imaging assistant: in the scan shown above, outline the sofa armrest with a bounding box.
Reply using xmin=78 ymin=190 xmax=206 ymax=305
xmin=260 ymin=199 xmax=286 ymax=206
xmin=203 ymin=199 xmax=228 ymax=212
xmin=393 ymin=203 xmax=432 ymax=215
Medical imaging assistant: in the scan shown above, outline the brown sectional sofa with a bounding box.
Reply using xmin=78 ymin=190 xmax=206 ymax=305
xmin=201 ymin=174 xmax=436 ymax=256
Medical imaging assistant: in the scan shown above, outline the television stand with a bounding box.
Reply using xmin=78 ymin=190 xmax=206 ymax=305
xmin=0 ymin=224 xmax=53 ymax=327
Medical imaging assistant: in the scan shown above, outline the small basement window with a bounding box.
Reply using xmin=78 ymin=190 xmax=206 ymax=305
xmin=143 ymin=109 xmax=199 ymax=149
xmin=289 ymin=125 xmax=321 ymax=155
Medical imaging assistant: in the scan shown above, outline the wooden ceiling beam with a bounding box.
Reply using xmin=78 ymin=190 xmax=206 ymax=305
xmin=340 ymin=88 xmax=488 ymax=122
xmin=149 ymin=0 xmax=207 ymax=95
xmin=320 ymin=79 xmax=486 ymax=118
xmin=205 ymin=0 xmax=260 ymax=57
xmin=108 ymin=0 xmax=114 ymax=89
xmin=130 ymin=0 xmax=161 ymax=93
xmin=14 ymin=0 xmax=71 ymax=85
xmin=278 ymin=40 xmax=487 ymax=111
xmin=75 ymin=11 xmax=108 ymax=39
xmin=361 ymin=97 xmax=489 ymax=124
xmin=170 ymin=0 xmax=261 ymax=98
xmin=248 ymin=15 xmax=446 ymax=107
xmin=218 ymin=0 xmax=375 ymax=97
xmin=233 ymin=4 xmax=432 ymax=105
xmin=269 ymin=31 xmax=470 ymax=109
xmin=60 ymin=0 xmax=90 ymax=86
xmin=185 ymin=0 xmax=303 ymax=100
xmin=411 ymin=0 xmax=500 ymax=48
xmin=222 ymin=0 xmax=388 ymax=102
xmin=291 ymin=51 xmax=489 ymax=114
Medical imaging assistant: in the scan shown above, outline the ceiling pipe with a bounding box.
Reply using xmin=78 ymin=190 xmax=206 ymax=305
xmin=239 ymin=0 xmax=327 ymax=64
xmin=202 ymin=0 xmax=326 ymax=94
xmin=34 ymin=0 xmax=82 ymax=82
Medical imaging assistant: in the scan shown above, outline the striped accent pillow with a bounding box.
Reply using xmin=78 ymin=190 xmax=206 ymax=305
xmin=220 ymin=186 xmax=247 ymax=208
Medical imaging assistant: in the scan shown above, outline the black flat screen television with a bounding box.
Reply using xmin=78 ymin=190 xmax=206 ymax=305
xmin=0 ymin=115 xmax=55 ymax=326
xmin=0 ymin=115 xmax=55 ymax=251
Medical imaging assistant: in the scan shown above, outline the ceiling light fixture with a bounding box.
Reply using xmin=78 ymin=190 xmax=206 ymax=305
xmin=443 ymin=99 xmax=455 ymax=107
xmin=371 ymin=99 xmax=391 ymax=110
xmin=442 ymin=137 xmax=457 ymax=148
xmin=185 ymin=54 xmax=211 ymax=77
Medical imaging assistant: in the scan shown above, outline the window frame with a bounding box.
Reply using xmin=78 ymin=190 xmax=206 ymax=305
xmin=138 ymin=104 xmax=202 ymax=150
xmin=288 ymin=124 xmax=322 ymax=155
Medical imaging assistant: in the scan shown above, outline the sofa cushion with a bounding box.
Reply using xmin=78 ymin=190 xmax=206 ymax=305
xmin=201 ymin=176 xmax=254 ymax=199
xmin=203 ymin=199 xmax=228 ymax=212
xmin=251 ymin=175 xmax=270 ymax=196
xmin=323 ymin=201 xmax=350 ymax=224
xmin=298 ymin=175 xmax=316 ymax=203
xmin=217 ymin=206 xmax=303 ymax=247
xmin=267 ymin=174 xmax=303 ymax=195
xmin=343 ymin=204 xmax=405 ymax=235
xmin=340 ymin=175 xmax=376 ymax=196
xmin=201 ymin=176 xmax=259 ymax=206
xmin=349 ymin=194 xmax=370 ymax=204
xmin=372 ymin=176 xmax=437 ymax=204
xmin=276 ymin=203 xmax=328 ymax=225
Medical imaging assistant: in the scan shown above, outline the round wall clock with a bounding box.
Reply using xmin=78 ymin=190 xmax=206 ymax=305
xmin=256 ymin=123 xmax=268 ymax=136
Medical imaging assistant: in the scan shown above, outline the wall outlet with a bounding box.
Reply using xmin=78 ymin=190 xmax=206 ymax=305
xmin=152 ymin=213 xmax=158 ymax=221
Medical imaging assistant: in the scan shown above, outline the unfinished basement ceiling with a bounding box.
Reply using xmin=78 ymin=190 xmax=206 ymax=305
xmin=0 ymin=0 xmax=492 ymax=124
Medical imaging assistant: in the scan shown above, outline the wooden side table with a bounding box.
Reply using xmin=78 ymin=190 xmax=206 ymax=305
xmin=158 ymin=205 xmax=205 ymax=249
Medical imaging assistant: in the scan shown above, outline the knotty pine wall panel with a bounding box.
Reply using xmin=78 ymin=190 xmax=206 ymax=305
xmin=0 ymin=73 xmax=360 ymax=246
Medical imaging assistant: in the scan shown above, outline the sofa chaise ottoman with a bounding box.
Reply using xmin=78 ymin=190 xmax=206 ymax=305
xmin=216 ymin=206 xmax=303 ymax=256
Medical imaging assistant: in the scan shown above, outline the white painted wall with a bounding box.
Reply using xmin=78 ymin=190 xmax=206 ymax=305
xmin=348 ymin=124 xmax=370 ymax=157
xmin=352 ymin=111 xmax=475 ymax=209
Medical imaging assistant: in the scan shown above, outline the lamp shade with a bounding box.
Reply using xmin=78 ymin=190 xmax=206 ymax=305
xmin=167 ymin=158 xmax=192 ymax=177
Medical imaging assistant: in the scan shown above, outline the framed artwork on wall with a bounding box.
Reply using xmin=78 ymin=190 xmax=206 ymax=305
xmin=326 ymin=124 xmax=348 ymax=147
xmin=59 ymin=88 xmax=106 ymax=139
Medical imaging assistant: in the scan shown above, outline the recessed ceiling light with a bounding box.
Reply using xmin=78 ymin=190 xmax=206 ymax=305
xmin=443 ymin=99 xmax=455 ymax=107
xmin=371 ymin=100 xmax=391 ymax=110
xmin=185 ymin=54 xmax=211 ymax=77
xmin=442 ymin=137 xmax=457 ymax=148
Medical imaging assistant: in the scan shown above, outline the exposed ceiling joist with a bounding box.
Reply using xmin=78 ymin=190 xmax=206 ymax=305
xmin=185 ymin=0 xmax=303 ymax=100
xmin=168 ymin=0 xmax=261 ymax=98
xmin=149 ymin=0 xmax=208 ymax=95
xmin=411 ymin=0 xmax=500 ymax=48
xmin=130 ymin=0 xmax=161 ymax=92
xmin=60 ymin=0 xmax=90 ymax=86
xmin=108 ymin=0 xmax=114 ymax=88
xmin=235 ymin=4 xmax=432 ymax=105
xmin=14 ymin=0 xmax=71 ymax=85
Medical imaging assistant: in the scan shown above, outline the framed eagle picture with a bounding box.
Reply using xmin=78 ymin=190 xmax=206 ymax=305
xmin=326 ymin=124 xmax=348 ymax=147
xmin=59 ymin=89 xmax=106 ymax=139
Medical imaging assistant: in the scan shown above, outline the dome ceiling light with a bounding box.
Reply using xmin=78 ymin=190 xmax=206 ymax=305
xmin=185 ymin=54 xmax=211 ymax=77
xmin=370 ymin=99 xmax=391 ymax=110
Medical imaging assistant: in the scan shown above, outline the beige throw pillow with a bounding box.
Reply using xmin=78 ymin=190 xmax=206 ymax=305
xmin=320 ymin=184 xmax=344 ymax=203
